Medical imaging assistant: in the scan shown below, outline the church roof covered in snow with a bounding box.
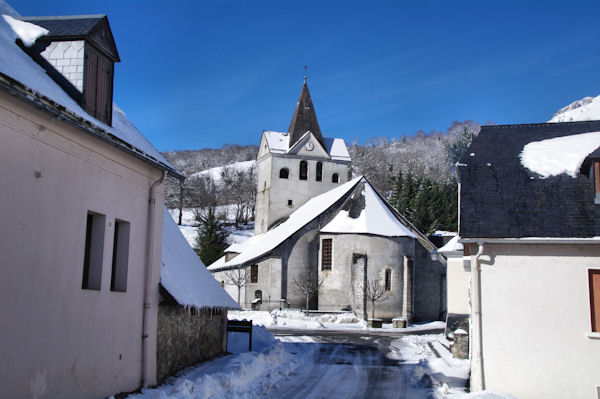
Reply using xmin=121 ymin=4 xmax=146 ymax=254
xmin=0 ymin=11 xmax=180 ymax=178
xmin=321 ymin=182 xmax=417 ymax=237
xmin=209 ymin=176 xmax=435 ymax=271
xmin=161 ymin=208 xmax=240 ymax=310
xmin=459 ymin=120 xmax=600 ymax=238
xmin=263 ymin=131 xmax=350 ymax=161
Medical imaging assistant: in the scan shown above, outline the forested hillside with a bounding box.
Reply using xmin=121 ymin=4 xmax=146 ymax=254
xmin=162 ymin=120 xmax=482 ymax=235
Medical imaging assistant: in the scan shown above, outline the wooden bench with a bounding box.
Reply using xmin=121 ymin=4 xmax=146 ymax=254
xmin=227 ymin=320 xmax=253 ymax=351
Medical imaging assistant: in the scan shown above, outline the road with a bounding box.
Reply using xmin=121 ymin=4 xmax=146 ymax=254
xmin=265 ymin=327 xmax=444 ymax=399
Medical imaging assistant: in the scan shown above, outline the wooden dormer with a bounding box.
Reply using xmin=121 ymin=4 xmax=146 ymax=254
xmin=21 ymin=15 xmax=120 ymax=126
xmin=579 ymin=147 xmax=600 ymax=204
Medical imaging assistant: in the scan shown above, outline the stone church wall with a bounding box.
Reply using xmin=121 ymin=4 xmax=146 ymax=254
xmin=156 ymin=304 xmax=227 ymax=383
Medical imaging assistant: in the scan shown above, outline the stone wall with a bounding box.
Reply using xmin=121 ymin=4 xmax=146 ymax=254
xmin=156 ymin=304 xmax=227 ymax=383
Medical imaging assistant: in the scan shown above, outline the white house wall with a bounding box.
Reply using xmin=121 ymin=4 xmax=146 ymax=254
xmin=445 ymin=254 xmax=470 ymax=332
xmin=475 ymin=243 xmax=600 ymax=399
xmin=0 ymin=91 xmax=164 ymax=398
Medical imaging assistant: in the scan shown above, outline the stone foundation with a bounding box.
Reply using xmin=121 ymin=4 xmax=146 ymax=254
xmin=156 ymin=304 xmax=227 ymax=382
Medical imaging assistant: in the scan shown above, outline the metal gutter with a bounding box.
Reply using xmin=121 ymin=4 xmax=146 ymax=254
xmin=460 ymin=237 xmax=600 ymax=244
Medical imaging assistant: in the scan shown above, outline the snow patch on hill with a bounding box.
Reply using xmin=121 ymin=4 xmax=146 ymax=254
xmin=549 ymin=95 xmax=600 ymax=122
xmin=190 ymin=160 xmax=256 ymax=183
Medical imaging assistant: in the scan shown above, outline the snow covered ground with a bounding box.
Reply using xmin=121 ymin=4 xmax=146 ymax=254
xmin=125 ymin=311 xmax=511 ymax=399
xmin=167 ymin=207 xmax=254 ymax=249
xmin=189 ymin=160 xmax=256 ymax=183
xmin=229 ymin=309 xmax=445 ymax=332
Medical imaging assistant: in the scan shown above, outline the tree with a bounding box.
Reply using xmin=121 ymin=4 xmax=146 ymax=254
xmin=362 ymin=280 xmax=385 ymax=320
xmin=224 ymin=267 xmax=247 ymax=305
xmin=289 ymin=270 xmax=323 ymax=314
xmin=195 ymin=205 xmax=229 ymax=265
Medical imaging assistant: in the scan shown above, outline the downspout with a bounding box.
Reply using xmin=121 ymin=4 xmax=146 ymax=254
xmin=141 ymin=170 xmax=167 ymax=387
xmin=471 ymin=241 xmax=485 ymax=391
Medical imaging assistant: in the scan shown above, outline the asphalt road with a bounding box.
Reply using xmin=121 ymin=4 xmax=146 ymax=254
xmin=265 ymin=328 xmax=444 ymax=399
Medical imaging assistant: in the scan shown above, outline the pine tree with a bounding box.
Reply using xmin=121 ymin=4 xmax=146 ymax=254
xmin=195 ymin=206 xmax=229 ymax=265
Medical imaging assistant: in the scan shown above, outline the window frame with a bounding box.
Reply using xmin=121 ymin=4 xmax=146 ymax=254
xmin=82 ymin=211 xmax=105 ymax=290
xmin=316 ymin=162 xmax=323 ymax=182
xmin=110 ymin=219 xmax=130 ymax=292
xmin=589 ymin=268 xmax=600 ymax=334
xmin=321 ymin=238 xmax=332 ymax=271
xmin=279 ymin=168 xmax=289 ymax=179
xmin=250 ymin=264 xmax=258 ymax=283
xmin=332 ymin=173 xmax=339 ymax=183
xmin=299 ymin=161 xmax=308 ymax=180
xmin=384 ymin=269 xmax=392 ymax=291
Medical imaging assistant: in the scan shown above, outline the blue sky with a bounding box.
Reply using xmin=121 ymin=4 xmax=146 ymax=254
xmin=17 ymin=0 xmax=600 ymax=151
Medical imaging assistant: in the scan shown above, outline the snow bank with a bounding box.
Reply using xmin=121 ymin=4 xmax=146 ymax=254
xmin=161 ymin=207 xmax=239 ymax=309
xmin=321 ymin=184 xmax=416 ymax=237
xmin=128 ymin=326 xmax=315 ymax=399
xmin=549 ymin=95 xmax=600 ymax=123
xmin=520 ymin=131 xmax=600 ymax=178
xmin=2 ymin=15 xmax=47 ymax=46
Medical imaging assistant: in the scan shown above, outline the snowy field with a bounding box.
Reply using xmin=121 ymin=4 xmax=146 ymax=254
xmin=168 ymin=207 xmax=254 ymax=250
xmin=124 ymin=311 xmax=515 ymax=399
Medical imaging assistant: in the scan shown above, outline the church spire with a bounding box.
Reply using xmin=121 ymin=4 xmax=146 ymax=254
xmin=287 ymin=76 xmax=326 ymax=150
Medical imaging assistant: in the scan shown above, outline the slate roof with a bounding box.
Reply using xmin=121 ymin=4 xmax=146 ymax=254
xmin=288 ymin=81 xmax=326 ymax=150
xmin=459 ymin=120 xmax=600 ymax=238
xmin=21 ymin=15 xmax=105 ymax=36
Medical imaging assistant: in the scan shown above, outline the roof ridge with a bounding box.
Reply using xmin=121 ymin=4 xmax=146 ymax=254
xmin=21 ymin=14 xmax=107 ymax=20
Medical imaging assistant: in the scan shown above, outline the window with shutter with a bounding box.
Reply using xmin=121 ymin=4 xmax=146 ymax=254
xmin=590 ymin=269 xmax=600 ymax=332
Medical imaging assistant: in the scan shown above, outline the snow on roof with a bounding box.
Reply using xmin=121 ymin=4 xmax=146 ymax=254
xmin=190 ymin=160 xmax=256 ymax=182
xmin=208 ymin=176 xmax=364 ymax=270
xmin=264 ymin=131 xmax=289 ymax=154
xmin=0 ymin=12 xmax=176 ymax=174
xmin=549 ymin=95 xmax=600 ymax=123
xmin=161 ymin=207 xmax=239 ymax=309
xmin=520 ymin=131 xmax=600 ymax=178
xmin=437 ymin=235 xmax=463 ymax=254
xmin=263 ymin=131 xmax=350 ymax=160
xmin=2 ymin=15 xmax=47 ymax=46
xmin=320 ymin=183 xmax=416 ymax=237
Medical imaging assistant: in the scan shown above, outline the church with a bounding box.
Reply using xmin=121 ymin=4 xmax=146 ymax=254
xmin=209 ymin=79 xmax=446 ymax=322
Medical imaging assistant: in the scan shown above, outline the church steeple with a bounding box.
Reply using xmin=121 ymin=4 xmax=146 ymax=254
xmin=287 ymin=79 xmax=326 ymax=149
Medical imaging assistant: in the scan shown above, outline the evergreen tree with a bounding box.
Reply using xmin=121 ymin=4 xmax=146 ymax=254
xmin=195 ymin=206 xmax=229 ymax=265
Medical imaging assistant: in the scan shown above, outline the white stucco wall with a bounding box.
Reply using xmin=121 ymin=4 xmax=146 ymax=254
xmin=475 ymin=243 xmax=600 ymax=399
xmin=0 ymin=91 xmax=164 ymax=398
xmin=446 ymin=254 xmax=470 ymax=315
xmin=40 ymin=41 xmax=85 ymax=92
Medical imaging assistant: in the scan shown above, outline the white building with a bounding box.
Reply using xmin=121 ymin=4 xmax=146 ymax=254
xmin=0 ymin=7 xmax=236 ymax=398
xmin=458 ymin=120 xmax=600 ymax=398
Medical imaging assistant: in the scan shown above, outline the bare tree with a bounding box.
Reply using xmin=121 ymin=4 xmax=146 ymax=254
xmin=362 ymin=280 xmax=385 ymax=319
xmin=224 ymin=267 xmax=247 ymax=305
xmin=289 ymin=270 xmax=323 ymax=314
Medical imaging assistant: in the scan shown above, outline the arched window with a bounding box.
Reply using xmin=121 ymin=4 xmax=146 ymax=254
xmin=299 ymin=161 xmax=308 ymax=180
xmin=255 ymin=290 xmax=262 ymax=300
xmin=384 ymin=269 xmax=392 ymax=291
xmin=279 ymin=168 xmax=289 ymax=179
xmin=316 ymin=162 xmax=323 ymax=181
xmin=332 ymin=173 xmax=339 ymax=183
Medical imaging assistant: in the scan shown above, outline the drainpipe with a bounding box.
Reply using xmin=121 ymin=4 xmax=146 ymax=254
xmin=141 ymin=170 xmax=167 ymax=387
xmin=471 ymin=241 xmax=485 ymax=391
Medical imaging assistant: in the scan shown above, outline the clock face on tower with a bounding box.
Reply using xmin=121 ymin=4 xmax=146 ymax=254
xmin=305 ymin=142 xmax=314 ymax=151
